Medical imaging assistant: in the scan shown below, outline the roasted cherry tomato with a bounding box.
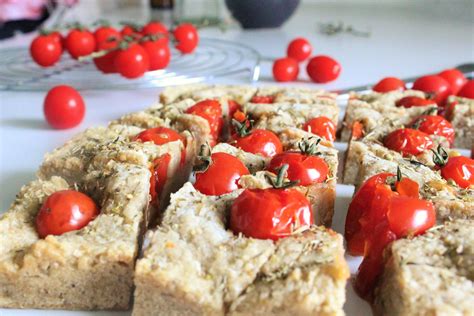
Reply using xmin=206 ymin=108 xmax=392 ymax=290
xmin=93 ymin=36 xmax=120 ymax=74
xmin=395 ymin=96 xmax=434 ymax=108
xmin=186 ymin=99 xmax=223 ymax=146
xmin=173 ymin=23 xmax=199 ymax=54
xmin=227 ymin=100 xmax=241 ymax=119
xmin=438 ymin=68 xmax=467 ymax=95
xmin=272 ymin=57 xmax=299 ymax=82
xmin=43 ymin=85 xmax=85 ymax=129
xmin=194 ymin=152 xmax=250 ymax=196
xmin=306 ymin=55 xmax=341 ymax=83
xmin=93 ymin=26 xmax=120 ymax=44
xmin=230 ymin=188 xmax=313 ymax=240
xmin=267 ymin=152 xmax=329 ymax=186
xmin=411 ymin=115 xmax=455 ymax=146
xmin=36 ymin=190 xmax=99 ymax=238
xmin=372 ymin=77 xmax=406 ymax=93
xmin=234 ymin=129 xmax=283 ymax=158
xmin=114 ymin=44 xmax=150 ymax=79
xmin=458 ymin=80 xmax=474 ymax=99
xmin=149 ymin=154 xmax=171 ymax=203
xmin=302 ymin=116 xmax=336 ymax=142
xmin=30 ymin=34 xmax=62 ymax=67
xmin=440 ymin=156 xmax=474 ymax=189
xmin=287 ymin=37 xmax=312 ymax=62
xmin=65 ymin=29 xmax=96 ymax=59
xmin=134 ymin=127 xmax=186 ymax=166
xmin=384 ymin=128 xmax=434 ymax=156
xmin=412 ymin=75 xmax=450 ymax=105
xmin=250 ymin=95 xmax=274 ymax=104
xmin=141 ymin=40 xmax=171 ymax=70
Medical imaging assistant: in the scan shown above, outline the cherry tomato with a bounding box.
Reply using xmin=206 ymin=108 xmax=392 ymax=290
xmin=173 ymin=23 xmax=199 ymax=54
xmin=458 ymin=80 xmax=474 ymax=99
xmin=230 ymin=188 xmax=313 ymax=240
xmin=134 ymin=127 xmax=186 ymax=166
xmin=93 ymin=26 xmax=120 ymax=44
xmin=234 ymin=129 xmax=283 ymax=158
xmin=44 ymin=85 xmax=85 ymax=129
xmin=272 ymin=57 xmax=299 ymax=82
xmin=114 ymin=44 xmax=150 ymax=79
xmin=286 ymin=37 xmax=312 ymax=62
xmin=411 ymin=115 xmax=455 ymax=146
xmin=194 ymin=152 xmax=250 ymax=196
xmin=372 ymin=77 xmax=406 ymax=93
xmin=93 ymin=36 xmax=120 ymax=74
xmin=49 ymin=31 xmax=64 ymax=47
xmin=35 ymin=190 xmax=99 ymax=238
xmin=142 ymin=21 xmax=168 ymax=45
xmin=267 ymin=152 xmax=329 ymax=186
xmin=440 ymin=156 xmax=474 ymax=189
xmin=227 ymin=100 xmax=241 ymax=119
xmin=141 ymin=40 xmax=171 ymax=71
xmin=250 ymin=95 xmax=274 ymax=104
xmin=384 ymin=128 xmax=434 ymax=156
xmin=412 ymin=75 xmax=450 ymax=105
xmin=149 ymin=154 xmax=171 ymax=203
xmin=30 ymin=34 xmax=62 ymax=67
xmin=438 ymin=69 xmax=467 ymax=95
xmin=395 ymin=96 xmax=434 ymax=108
xmin=306 ymin=55 xmax=341 ymax=83
xmin=120 ymin=24 xmax=142 ymax=39
xmin=302 ymin=116 xmax=336 ymax=141
xmin=185 ymin=99 xmax=223 ymax=146
xmin=65 ymin=29 xmax=96 ymax=59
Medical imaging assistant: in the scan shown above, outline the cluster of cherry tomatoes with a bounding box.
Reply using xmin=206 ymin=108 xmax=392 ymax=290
xmin=272 ymin=37 xmax=341 ymax=83
xmin=30 ymin=21 xmax=199 ymax=79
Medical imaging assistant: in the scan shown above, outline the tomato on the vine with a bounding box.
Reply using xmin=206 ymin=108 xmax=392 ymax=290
xmin=306 ymin=55 xmax=341 ymax=83
xmin=93 ymin=36 xmax=120 ymax=74
xmin=94 ymin=26 xmax=120 ymax=44
xmin=412 ymin=75 xmax=450 ymax=105
xmin=233 ymin=129 xmax=283 ymax=158
xmin=114 ymin=44 xmax=150 ymax=79
xmin=185 ymin=99 xmax=223 ymax=146
xmin=120 ymin=24 xmax=142 ymax=39
xmin=142 ymin=21 xmax=168 ymax=36
xmin=43 ymin=85 xmax=85 ymax=129
xmin=36 ymin=190 xmax=99 ymax=238
xmin=230 ymin=187 xmax=312 ymax=240
xmin=65 ymin=29 xmax=96 ymax=59
xmin=194 ymin=152 xmax=250 ymax=196
xmin=287 ymin=37 xmax=312 ymax=62
xmin=372 ymin=77 xmax=406 ymax=93
xmin=458 ymin=80 xmax=474 ymax=99
xmin=30 ymin=34 xmax=62 ymax=67
xmin=438 ymin=69 xmax=467 ymax=95
xmin=272 ymin=57 xmax=299 ymax=82
xmin=141 ymin=40 xmax=171 ymax=71
xmin=302 ymin=116 xmax=336 ymax=141
xmin=395 ymin=96 xmax=434 ymax=108
xmin=410 ymin=115 xmax=455 ymax=146
xmin=384 ymin=128 xmax=434 ymax=156
xmin=440 ymin=156 xmax=474 ymax=189
xmin=173 ymin=23 xmax=199 ymax=54
xmin=250 ymin=95 xmax=274 ymax=104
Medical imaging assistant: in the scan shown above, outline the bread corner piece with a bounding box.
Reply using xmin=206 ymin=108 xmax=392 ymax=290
xmin=0 ymin=161 xmax=151 ymax=310
xmin=133 ymin=183 xmax=348 ymax=316
xmin=374 ymin=219 xmax=474 ymax=316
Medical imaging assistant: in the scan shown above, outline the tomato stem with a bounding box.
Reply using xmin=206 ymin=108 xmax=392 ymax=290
xmin=431 ymin=145 xmax=449 ymax=167
xmin=232 ymin=117 xmax=254 ymax=137
xmin=298 ymin=137 xmax=322 ymax=156
xmin=265 ymin=164 xmax=300 ymax=189
xmin=194 ymin=144 xmax=212 ymax=173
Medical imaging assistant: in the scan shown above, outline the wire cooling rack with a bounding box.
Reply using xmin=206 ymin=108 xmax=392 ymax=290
xmin=0 ymin=38 xmax=261 ymax=91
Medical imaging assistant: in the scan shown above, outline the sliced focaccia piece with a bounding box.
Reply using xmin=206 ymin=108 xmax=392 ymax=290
xmin=253 ymin=86 xmax=337 ymax=104
xmin=133 ymin=183 xmax=349 ymax=316
xmin=0 ymin=161 xmax=151 ymax=310
xmin=446 ymin=96 xmax=474 ymax=149
xmin=340 ymin=90 xmax=437 ymax=141
xmin=160 ymin=84 xmax=257 ymax=105
xmin=373 ymin=219 xmax=474 ymax=316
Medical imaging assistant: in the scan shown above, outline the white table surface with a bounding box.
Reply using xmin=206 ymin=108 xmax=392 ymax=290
xmin=0 ymin=2 xmax=472 ymax=315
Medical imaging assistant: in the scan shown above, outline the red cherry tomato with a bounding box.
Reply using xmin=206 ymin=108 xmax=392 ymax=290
xmin=395 ymin=96 xmax=434 ymax=108
xmin=286 ymin=37 xmax=312 ymax=62
xmin=120 ymin=25 xmax=142 ymax=39
xmin=440 ymin=156 xmax=474 ymax=189
xmin=35 ymin=190 xmax=99 ymax=238
xmin=49 ymin=31 xmax=64 ymax=46
xmin=134 ymin=127 xmax=186 ymax=166
xmin=149 ymin=154 xmax=171 ymax=203
xmin=142 ymin=21 xmax=168 ymax=36
xmin=227 ymin=100 xmax=241 ymax=119
xmin=173 ymin=23 xmax=199 ymax=54
xmin=43 ymin=85 xmax=85 ymax=129
xmin=302 ymin=116 xmax=336 ymax=141
xmin=272 ymin=57 xmax=299 ymax=82
xmin=185 ymin=99 xmax=223 ymax=146
xmin=93 ymin=36 xmax=120 ymax=74
xmin=250 ymin=95 xmax=274 ymax=104
xmin=372 ymin=77 xmax=406 ymax=93
xmin=267 ymin=152 xmax=329 ymax=186
xmin=412 ymin=75 xmax=450 ymax=105
xmin=30 ymin=34 xmax=62 ymax=67
xmin=306 ymin=55 xmax=341 ymax=83
xmin=141 ymin=40 xmax=171 ymax=71
xmin=234 ymin=129 xmax=283 ymax=158
xmin=438 ymin=69 xmax=467 ymax=95
xmin=384 ymin=128 xmax=434 ymax=156
xmin=411 ymin=115 xmax=455 ymax=146
xmin=114 ymin=44 xmax=150 ymax=79
xmin=93 ymin=26 xmax=120 ymax=44
xmin=458 ymin=80 xmax=474 ymax=99
xmin=230 ymin=188 xmax=313 ymax=240
xmin=65 ymin=29 xmax=96 ymax=59
xmin=194 ymin=152 xmax=250 ymax=196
